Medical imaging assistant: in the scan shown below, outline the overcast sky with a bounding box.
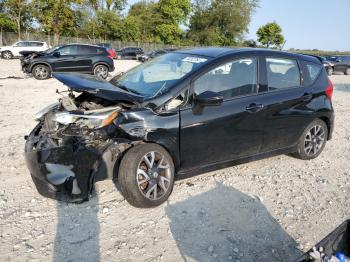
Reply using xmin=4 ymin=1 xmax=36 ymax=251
xmin=126 ymin=0 xmax=350 ymax=51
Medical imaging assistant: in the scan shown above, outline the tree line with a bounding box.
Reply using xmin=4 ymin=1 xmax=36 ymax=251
xmin=0 ymin=0 xmax=288 ymax=49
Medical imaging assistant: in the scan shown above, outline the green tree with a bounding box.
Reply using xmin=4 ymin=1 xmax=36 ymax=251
xmin=33 ymin=0 xmax=82 ymax=45
xmin=3 ymin=0 xmax=32 ymax=40
xmin=156 ymin=0 xmax=191 ymax=44
xmin=126 ymin=1 xmax=163 ymax=43
xmin=256 ymin=22 xmax=284 ymax=48
xmin=188 ymin=0 xmax=258 ymax=46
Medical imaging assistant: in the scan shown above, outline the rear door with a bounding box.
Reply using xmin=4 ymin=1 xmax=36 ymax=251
xmin=50 ymin=45 xmax=78 ymax=72
xmin=258 ymin=56 xmax=316 ymax=152
xmin=75 ymin=45 xmax=100 ymax=72
xmin=180 ymin=56 xmax=266 ymax=170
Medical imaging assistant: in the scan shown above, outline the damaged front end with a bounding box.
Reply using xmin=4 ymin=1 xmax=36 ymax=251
xmin=24 ymin=90 xmax=137 ymax=202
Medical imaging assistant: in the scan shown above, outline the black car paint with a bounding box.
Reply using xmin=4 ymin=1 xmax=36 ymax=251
xmin=52 ymin=73 xmax=145 ymax=103
xmin=21 ymin=44 xmax=114 ymax=75
xmin=24 ymin=48 xmax=334 ymax=202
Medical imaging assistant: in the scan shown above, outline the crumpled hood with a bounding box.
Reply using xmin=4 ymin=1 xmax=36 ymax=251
xmin=19 ymin=50 xmax=45 ymax=57
xmin=53 ymin=73 xmax=145 ymax=103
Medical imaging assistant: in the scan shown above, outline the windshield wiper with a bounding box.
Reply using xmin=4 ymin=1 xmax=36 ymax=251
xmin=152 ymin=82 xmax=167 ymax=98
xmin=116 ymin=84 xmax=140 ymax=95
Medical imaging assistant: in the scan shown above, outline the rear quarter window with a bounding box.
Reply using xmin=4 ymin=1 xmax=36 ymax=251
xmin=303 ymin=61 xmax=322 ymax=86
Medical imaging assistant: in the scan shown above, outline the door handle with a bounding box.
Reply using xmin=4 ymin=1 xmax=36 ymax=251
xmin=301 ymin=93 xmax=313 ymax=101
xmin=246 ymin=103 xmax=264 ymax=113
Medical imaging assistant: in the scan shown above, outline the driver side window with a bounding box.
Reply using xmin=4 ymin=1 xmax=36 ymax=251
xmin=194 ymin=57 xmax=258 ymax=100
xmin=58 ymin=45 xmax=78 ymax=55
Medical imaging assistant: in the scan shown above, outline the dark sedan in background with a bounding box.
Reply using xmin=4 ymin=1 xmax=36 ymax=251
xmin=322 ymin=55 xmax=350 ymax=75
xmin=116 ymin=46 xmax=144 ymax=60
xmin=137 ymin=48 xmax=178 ymax=62
xmin=21 ymin=44 xmax=115 ymax=80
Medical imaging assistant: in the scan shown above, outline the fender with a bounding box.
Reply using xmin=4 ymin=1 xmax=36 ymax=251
xmin=93 ymin=62 xmax=112 ymax=72
xmin=29 ymin=62 xmax=53 ymax=72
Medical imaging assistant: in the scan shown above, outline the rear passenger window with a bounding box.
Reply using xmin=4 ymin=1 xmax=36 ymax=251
xmin=79 ymin=45 xmax=99 ymax=55
xmin=305 ymin=62 xmax=322 ymax=85
xmin=194 ymin=57 xmax=257 ymax=99
xmin=266 ymin=58 xmax=300 ymax=90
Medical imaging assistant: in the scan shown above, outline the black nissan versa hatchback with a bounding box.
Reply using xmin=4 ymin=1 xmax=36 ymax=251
xmin=24 ymin=48 xmax=334 ymax=208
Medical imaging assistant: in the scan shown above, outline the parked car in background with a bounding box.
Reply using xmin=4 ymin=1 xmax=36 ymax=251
xmin=0 ymin=41 xmax=49 ymax=59
xmin=97 ymin=43 xmax=112 ymax=48
xmin=24 ymin=48 xmax=334 ymax=207
xmin=323 ymin=55 xmax=350 ymax=75
xmin=21 ymin=43 xmax=115 ymax=80
xmin=116 ymin=47 xmax=144 ymax=60
xmin=137 ymin=48 xmax=178 ymax=62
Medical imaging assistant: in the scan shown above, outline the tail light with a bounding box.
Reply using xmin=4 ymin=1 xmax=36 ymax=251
xmin=107 ymin=49 xmax=116 ymax=59
xmin=325 ymin=80 xmax=334 ymax=100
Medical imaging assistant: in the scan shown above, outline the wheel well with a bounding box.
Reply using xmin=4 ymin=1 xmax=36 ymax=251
xmin=31 ymin=63 xmax=52 ymax=73
xmin=318 ymin=117 xmax=331 ymax=140
xmin=93 ymin=63 xmax=109 ymax=71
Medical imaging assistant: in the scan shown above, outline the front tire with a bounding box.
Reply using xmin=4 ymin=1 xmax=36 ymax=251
xmin=32 ymin=64 xmax=51 ymax=80
xmin=2 ymin=51 xmax=13 ymax=59
xmin=293 ymin=119 xmax=328 ymax=160
xmin=326 ymin=67 xmax=333 ymax=76
xmin=345 ymin=68 xmax=350 ymax=75
xmin=93 ymin=64 xmax=109 ymax=79
xmin=118 ymin=144 xmax=175 ymax=208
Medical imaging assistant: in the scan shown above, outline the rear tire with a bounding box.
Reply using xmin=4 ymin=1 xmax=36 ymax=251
xmin=345 ymin=67 xmax=350 ymax=75
xmin=93 ymin=64 xmax=109 ymax=79
xmin=2 ymin=51 xmax=13 ymax=59
xmin=32 ymin=64 xmax=51 ymax=80
xmin=293 ymin=119 xmax=328 ymax=160
xmin=326 ymin=67 xmax=333 ymax=76
xmin=118 ymin=143 xmax=175 ymax=208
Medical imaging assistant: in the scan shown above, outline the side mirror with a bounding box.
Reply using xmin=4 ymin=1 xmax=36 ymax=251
xmin=53 ymin=51 xmax=60 ymax=58
xmin=194 ymin=91 xmax=223 ymax=107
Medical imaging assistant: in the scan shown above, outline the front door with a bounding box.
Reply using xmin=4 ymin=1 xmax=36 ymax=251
xmin=51 ymin=45 xmax=78 ymax=72
xmin=180 ymin=56 xmax=265 ymax=170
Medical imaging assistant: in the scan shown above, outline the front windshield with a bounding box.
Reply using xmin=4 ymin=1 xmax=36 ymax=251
xmin=44 ymin=46 xmax=60 ymax=54
xmin=110 ymin=52 xmax=211 ymax=97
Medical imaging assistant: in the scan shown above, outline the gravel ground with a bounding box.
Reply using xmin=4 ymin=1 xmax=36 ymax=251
xmin=0 ymin=58 xmax=349 ymax=262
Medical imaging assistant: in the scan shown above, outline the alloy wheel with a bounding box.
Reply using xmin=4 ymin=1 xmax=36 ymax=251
xmin=95 ymin=65 xmax=108 ymax=79
xmin=304 ymin=125 xmax=326 ymax=156
xmin=34 ymin=66 xmax=49 ymax=79
xmin=136 ymin=151 xmax=172 ymax=201
xmin=3 ymin=51 xmax=12 ymax=59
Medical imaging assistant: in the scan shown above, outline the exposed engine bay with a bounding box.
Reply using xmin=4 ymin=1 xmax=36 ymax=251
xmin=25 ymin=91 xmax=142 ymax=202
xmin=34 ymin=92 xmax=135 ymax=149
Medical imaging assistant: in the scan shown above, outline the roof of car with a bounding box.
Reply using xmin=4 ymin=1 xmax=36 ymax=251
xmin=175 ymin=47 xmax=321 ymax=63
xmin=19 ymin=40 xmax=45 ymax=43
xmin=63 ymin=43 xmax=107 ymax=48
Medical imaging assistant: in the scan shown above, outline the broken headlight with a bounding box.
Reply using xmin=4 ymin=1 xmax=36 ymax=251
xmin=53 ymin=110 xmax=119 ymax=129
xmin=34 ymin=102 xmax=60 ymax=121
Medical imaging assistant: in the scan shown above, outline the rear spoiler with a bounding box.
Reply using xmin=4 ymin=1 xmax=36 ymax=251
xmin=300 ymin=53 xmax=324 ymax=63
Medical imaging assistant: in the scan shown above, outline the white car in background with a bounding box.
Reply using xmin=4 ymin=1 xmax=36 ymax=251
xmin=0 ymin=41 xmax=49 ymax=59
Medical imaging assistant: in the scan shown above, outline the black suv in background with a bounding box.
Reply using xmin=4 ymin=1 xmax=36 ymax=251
xmin=322 ymin=55 xmax=350 ymax=75
xmin=116 ymin=47 xmax=144 ymax=59
xmin=21 ymin=44 xmax=115 ymax=80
